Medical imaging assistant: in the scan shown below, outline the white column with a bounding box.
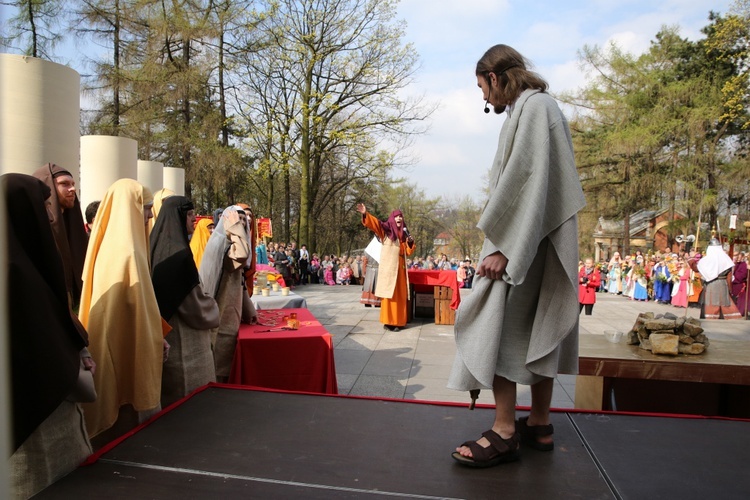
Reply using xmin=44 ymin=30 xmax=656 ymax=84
xmin=80 ymin=135 xmax=138 ymax=210
xmin=0 ymin=54 xmax=80 ymax=181
xmin=137 ymin=160 xmax=164 ymax=194
xmin=163 ymin=167 xmax=185 ymax=196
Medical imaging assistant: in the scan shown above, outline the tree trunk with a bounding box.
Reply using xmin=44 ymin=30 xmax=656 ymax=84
xmin=218 ymin=19 xmax=228 ymax=147
xmin=623 ymin=162 xmax=631 ymax=256
xmin=113 ymin=0 xmax=120 ymax=131
xmin=299 ymin=66 xmax=313 ymax=246
xmin=27 ymin=1 xmax=38 ymax=58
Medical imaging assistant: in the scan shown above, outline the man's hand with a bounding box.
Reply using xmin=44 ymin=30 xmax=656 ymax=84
xmin=476 ymin=251 xmax=508 ymax=281
xmin=224 ymin=210 xmax=240 ymax=227
xmin=356 ymin=203 xmax=366 ymax=215
xmin=163 ymin=339 xmax=171 ymax=363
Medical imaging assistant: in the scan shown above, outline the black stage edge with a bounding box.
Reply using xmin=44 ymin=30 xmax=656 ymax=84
xmin=35 ymin=386 xmax=750 ymax=499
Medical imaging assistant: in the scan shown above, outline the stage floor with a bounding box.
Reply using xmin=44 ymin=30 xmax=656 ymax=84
xmin=36 ymin=385 xmax=750 ymax=499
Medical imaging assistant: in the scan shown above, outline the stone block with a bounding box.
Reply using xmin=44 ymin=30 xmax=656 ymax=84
xmin=645 ymin=319 xmax=676 ymax=331
xmin=626 ymin=330 xmax=640 ymax=345
xmin=683 ymin=322 xmax=704 ymax=337
xmin=679 ymin=343 xmax=706 ymax=355
xmin=639 ymin=338 xmax=652 ymax=351
xmin=652 ymin=329 xmax=675 ymax=336
xmin=679 ymin=334 xmax=694 ymax=344
xmin=650 ymin=333 xmax=679 ymax=356
xmin=638 ymin=326 xmax=650 ymax=340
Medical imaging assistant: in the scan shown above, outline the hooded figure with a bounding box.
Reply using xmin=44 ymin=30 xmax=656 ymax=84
xmin=4 ymin=174 xmax=92 ymax=498
xmin=32 ymin=163 xmax=88 ymax=309
xmin=190 ymin=218 xmax=214 ymax=270
xmin=147 ymin=187 xmax=175 ymax=234
xmin=151 ymin=196 xmax=220 ymax=406
xmin=198 ymin=206 xmax=252 ymax=381
xmin=79 ymin=179 xmax=166 ymax=441
xmin=698 ymin=240 xmax=742 ymax=320
xmin=356 ymin=204 xmax=415 ymax=331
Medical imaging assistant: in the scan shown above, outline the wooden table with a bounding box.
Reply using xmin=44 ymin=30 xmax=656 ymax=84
xmin=576 ymin=334 xmax=750 ymax=416
xmin=228 ymin=308 xmax=338 ymax=394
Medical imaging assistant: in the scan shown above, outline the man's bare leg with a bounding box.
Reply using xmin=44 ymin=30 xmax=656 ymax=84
xmin=456 ymin=375 xmax=516 ymax=458
xmin=526 ymin=377 xmax=554 ymax=446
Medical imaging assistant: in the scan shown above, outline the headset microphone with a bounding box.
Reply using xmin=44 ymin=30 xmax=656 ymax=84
xmin=484 ymin=99 xmax=490 ymax=114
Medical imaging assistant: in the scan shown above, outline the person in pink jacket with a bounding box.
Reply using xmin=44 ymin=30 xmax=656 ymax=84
xmin=578 ymin=258 xmax=601 ymax=315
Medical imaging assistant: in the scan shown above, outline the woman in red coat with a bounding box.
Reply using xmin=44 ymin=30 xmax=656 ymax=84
xmin=579 ymin=258 xmax=601 ymax=315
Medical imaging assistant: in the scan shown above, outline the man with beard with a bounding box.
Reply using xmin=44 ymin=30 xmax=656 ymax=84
xmin=449 ymin=44 xmax=585 ymax=468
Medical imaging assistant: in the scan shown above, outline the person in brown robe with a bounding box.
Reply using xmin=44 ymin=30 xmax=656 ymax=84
xmin=150 ymin=196 xmax=220 ymax=407
xmin=32 ymin=163 xmax=88 ymax=310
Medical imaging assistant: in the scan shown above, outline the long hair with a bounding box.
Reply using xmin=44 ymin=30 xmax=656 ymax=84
xmin=476 ymin=44 xmax=548 ymax=105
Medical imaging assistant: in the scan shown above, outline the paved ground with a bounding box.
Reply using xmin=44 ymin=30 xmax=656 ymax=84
xmin=292 ymin=284 xmax=749 ymax=409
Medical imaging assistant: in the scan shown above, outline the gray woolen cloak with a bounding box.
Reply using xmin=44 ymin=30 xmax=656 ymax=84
xmin=448 ymin=89 xmax=586 ymax=390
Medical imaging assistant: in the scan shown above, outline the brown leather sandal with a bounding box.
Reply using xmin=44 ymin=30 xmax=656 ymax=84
xmin=516 ymin=416 xmax=554 ymax=451
xmin=451 ymin=430 xmax=520 ymax=468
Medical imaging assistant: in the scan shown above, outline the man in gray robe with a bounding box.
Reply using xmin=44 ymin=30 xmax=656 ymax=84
xmin=450 ymin=44 xmax=586 ymax=468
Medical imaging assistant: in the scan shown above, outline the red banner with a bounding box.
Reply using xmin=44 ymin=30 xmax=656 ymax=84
xmin=257 ymin=217 xmax=273 ymax=239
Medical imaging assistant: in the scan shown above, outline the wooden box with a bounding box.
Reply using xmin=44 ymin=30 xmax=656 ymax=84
xmin=414 ymin=292 xmax=435 ymax=318
xmin=434 ymin=286 xmax=455 ymax=325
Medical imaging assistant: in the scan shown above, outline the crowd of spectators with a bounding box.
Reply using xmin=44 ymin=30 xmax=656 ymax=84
xmin=255 ymin=242 xmax=476 ymax=289
xmin=588 ymin=247 xmax=748 ymax=318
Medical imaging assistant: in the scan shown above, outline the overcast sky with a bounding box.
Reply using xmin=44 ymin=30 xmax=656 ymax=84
xmin=395 ymin=0 xmax=734 ymax=201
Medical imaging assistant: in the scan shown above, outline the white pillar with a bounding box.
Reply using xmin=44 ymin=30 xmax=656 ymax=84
xmin=163 ymin=167 xmax=185 ymax=196
xmin=0 ymin=54 xmax=80 ymax=182
xmin=137 ymin=160 xmax=164 ymax=194
xmin=79 ymin=135 xmax=138 ymax=211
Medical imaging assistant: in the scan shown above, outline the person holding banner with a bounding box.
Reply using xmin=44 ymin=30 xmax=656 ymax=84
xmin=356 ymin=203 xmax=415 ymax=331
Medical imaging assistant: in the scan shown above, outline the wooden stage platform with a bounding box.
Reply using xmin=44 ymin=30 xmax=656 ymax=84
xmin=36 ymin=385 xmax=750 ymax=499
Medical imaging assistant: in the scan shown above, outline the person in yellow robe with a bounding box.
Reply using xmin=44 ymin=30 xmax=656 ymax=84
xmin=190 ymin=218 xmax=214 ymax=270
xmin=356 ymin=203 xmax=415 ymax=331
xmin=79 ymin=179 xmax=168 ymax=445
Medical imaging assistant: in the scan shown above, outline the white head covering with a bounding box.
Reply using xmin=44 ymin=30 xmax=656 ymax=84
xmin=697 ymin=243 xmax=734 ymax=282
xmin=198 ymin=205 xmax=246 ymax=297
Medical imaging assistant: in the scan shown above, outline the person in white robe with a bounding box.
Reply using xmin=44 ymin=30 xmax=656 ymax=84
xmin=450 ymin=44 xmax=585 ymax=468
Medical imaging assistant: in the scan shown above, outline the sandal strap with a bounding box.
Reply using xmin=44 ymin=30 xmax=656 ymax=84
xmin=518 ymin=417 xmax=554 ymax=437
xmin=481 ymin=429 xmax=519 ymax=456
xmin=464 ymin=440 xmax=494 ymax=462
xmin=456 ymin=430 xmax=521 ymax=464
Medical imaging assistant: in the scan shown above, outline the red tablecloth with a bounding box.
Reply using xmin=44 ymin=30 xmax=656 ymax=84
xmin=229 ymin=308 xmax=338 ymax=394
xmin=407 ymin=270 xmax=461 ymax=309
